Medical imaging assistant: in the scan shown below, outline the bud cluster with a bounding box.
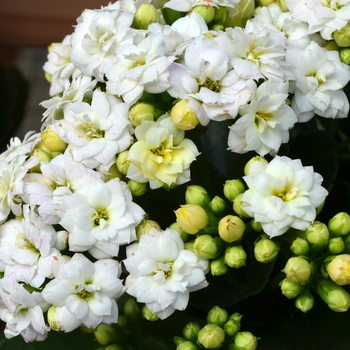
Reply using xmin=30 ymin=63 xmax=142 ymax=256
xmin=174 ymin=306 xmax=258 ymax=350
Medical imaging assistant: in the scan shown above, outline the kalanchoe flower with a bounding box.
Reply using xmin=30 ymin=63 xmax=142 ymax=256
xmin=241 ymin=156 xmax=328 ymax=237
xmin=123 ymin=228 xmax=209 ymax=319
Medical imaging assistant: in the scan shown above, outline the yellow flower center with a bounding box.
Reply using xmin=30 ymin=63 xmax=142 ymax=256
xmin=276 ymin=187 xmax=299 ymax=202
xmin=92 ymin=208 xmax=109 ymax=226
xmin=78 ymin=288 xmax=94 ymax=300
xmin=86 ymin=124 xmax=105 ymax=138
xmin=15 ymin=233 xmax=40 ymax=254
xmin=200 ymin=77 xmax=220 ymax=93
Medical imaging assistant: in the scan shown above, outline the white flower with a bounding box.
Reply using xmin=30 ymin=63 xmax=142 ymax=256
xmin=58 ymin=178 xmax=145 ymax=258
xmin=241 ymin=156 xmax=329 ymax=237
xmin=127 ymin=115 xmax=199 ymax=189
xmin=287 ymin=41 xmax=350 ymax=122
xmin=41 ymin=253 xmax=125 ymax=329
xmin=228 ymin=80 xmax=298 ymax=156
xmin=163 ymin=0 xmax=239 ymax=12
xmin=124 ymin=228 xmax=208 ymax=319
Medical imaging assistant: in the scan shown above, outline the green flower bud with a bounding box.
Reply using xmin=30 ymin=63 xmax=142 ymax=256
xmin=305 ymin=221 xmax=329 ymax=253
xmin=250 ymin=220 xmax=262 ymax=233
xmin=169 ymin=222 xmax=188 ymax=242
xmin=223 ymin=179 xmax=245 ymax=202
xmin=136 ymin=219 xmax=160 ymax=240
xmin=328 ymin=212 xmax=350 ymax=237
xmin=224 ymin=319 xmax=240 ymax=337
xmin=290 ymin=237 xmax=309 ymax=256
xmin=171 ymin=99 xmax=200 ymax=131
xmin=244 ymin=156 xmax=268 ymax=176
xmin=229 ymin=312 xmax=242 ymax=323
xmin=210 ymin=23 xmax=225 ymax=31
xmin=212 ymin=6 xmax=229 ymax=25
xmin=133 ymin=3 xmax=160 ymax=29
xmin=326 ymin=254 xmax=350 ymax=285
xmin=283 ymin=256 xmax=316 ymax=285
xmin=185 ymin=185 xmax=210 ymax=207
xmin=295 ymin=290 xmax=314 ymax=313
xmin=123 ymin=297 xmax=140 ymax=322
xmin=183 ymin=322 xmax=201 ymax=342
xmin=175 ymin=204 xmax=209 ymax=234
xmin=30 ymin=145 xmax=52 ymax=173
xmin=193 ymin=235 xmax=223 ymax=259
xmin=328 ymin=237 xmax=345 ymax=254
xmin=142 ymin=305 xmax=159 ymax=321
xmin=324 ymin=40 xmax=340 ymax=51
xmin=230 ymin=331 xmax=258 ymax=350
xmin=280 ymin=278 xmax=305 ymax=299
xmin=340 ymin=48 xmax=350 ymax=64
xmin=210 ymin=196 xmax=227 ymax=215
xmin=104 ymin=164 xmax=122 ymax=181
xmin=197 ymin=324 xmax=225 ymax=349
xmin=218 ymin=215 xmax=245 ymax=243
xmin=174 ymin=336 xmax=187 ymax=346
xmin=116 ymin=150 xmax=130 ymax=175
xmin=233 ymin=193 xmax=251 ymax=219
xmin=193 ymin=5 xmax=215 ymax=23
xmin=254 ymin=234 xmax=279 ymax=263
xmin=117 ymin=315 xmax=128 ymax=328
xmin=210 ymin=257 xmax=228 ymax=276
xmin=207 ymin=306 xmax=228 ymax=327
xmin=129 ymin=102 xmax=157 ymax=127
xmin=333 ymin=23 xmax=350 ymax=47
xmin=94 ymin=324 xmax=118 ymax=345
xmin=177 ymin=340 xmax=199 ymax=350
xmin=224 ymin=246 xmax=247 ymax=268
xmin=128 ymin=179 xmax=148 ymax=197
xmin=41 ymin=126 xmax=67 ymax=153
xmin=185 ymin=241 xmax=195 ymax=252
xmin=162 ymin=8 xmax=187 ymax=25
xmin=317 ymin=279 xmax=350 ymax=312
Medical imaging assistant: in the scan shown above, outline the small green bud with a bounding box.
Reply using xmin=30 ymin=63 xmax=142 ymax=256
xmin=290 ymin=237 xmax=309 ymax=256
xmin=224 ymin=246 xmax=247 ymax=268
xmin=183 ymin=322 xmax=201 ymax=342
xmin=317 ymin=279 xmax=350 ymax=312
xmin=295 ymin=290 xmax=314 ymax=313
xmin=212 ymin=6 xmax=229 ymax=25
xmin=229 ymin=312 xmax=242 ymax=323
xmin=333 ymin=23 xmax=350 ymax=47
xmin=280 ymin=278 xmax=305 ymax=299
xmin=142 ymin=305 xmax=159 ymax=321
xmin=128 ymin=179 xmax=148 ymax=197
xmin=174 ymin=336 xmax=187 ymax=346
xmin=223 ymin=179 xmax=245 ymax=202
xmin=171 ymin=99 xmax=200 ymax=131
xmin=133 ymin=3 xmax=160 ymax=29
xmin=210 ymin=196 xmax=227 ymax=215
xmin=177 ymin=340 xmax=199 ymax=350
xmin=250 ymin=220 xmax=262 ymax=233
xmin=175 ymin=204 xmax=209 ymax=234
xmin=104 ymin=163 xmax=122 ymax=181
xmin=233 ymin=193 xmax=251 ymax=219
xmin=193 ymin=235 xmax=223 ymax=260
xmin=305 ymin=221 xmax=329 ymax=253
xmin=230 ymin=331 xmax=258 ymax=350
xmin=169 ymin=222 xmax=188 ymax=242
xmin=123 ymin=297 xmax=140 ymax=322
xmin=185 ymin=185 xmax=210 ymax=207
xmin=254 ymin=234 xmax=279 ymax=263
xmin=207 ymin=306 xmax=228 ymax=327
xmin=210 ymin=257 xmax=228 ymax=276
xmin=283 ymin=256 xmax=316 ymax=285
xmin=218 ymin=215 xmax=245 ymax=243
xmin=328 ymin=212 xmax=350 ymax=237
xmin=224 ymin=319 xmax=240 ymax=337
xmin=136 ymin=219 xmax=161 ymax=240
xmin=116 ymin=150 xmax=130 ymax=175
xmin=328 ymin=237 xmax=345 ymax=254
xmin=340 ymin=48 xmax=350 ymax=64
xmin=193 ymin=5 xmax=215 ymax=23
xmin=244 ymin=156 xmax=268 ymax=176
xmin=197 ymin=324 xmax=225 ymax=349
xmin=94 ymin=324 xmax=118 ymax=345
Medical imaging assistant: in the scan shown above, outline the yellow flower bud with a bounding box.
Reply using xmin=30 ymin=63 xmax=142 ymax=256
xmin=175 ymin=204 xmax=209 ymax=234
xmin=170 ymin=100 xmax=200 ymax=131
xmin=41 ymin=127 xmax=67 ymax=153
xmin=133 ymin=3 xmax=160 ymax=29
xmin=327 ymin=254 xmax=350 ymax=285
xmin=340 ymin=48 xmax=350 ymax=64
xmin=197 ymin=324 xmax=225 ymax=349
xmin=103 ymin=163 xmax=122 ymax=181
xmin=284 ymin=256 xmax=316 ymax=285
xmin=129 ymin=102 xmax=161 ymax=127
xmin=218 ymin=215 xmax=245 ymax=243
xmin=334 ymin=23 xmax=350 ymax=47
xmin=116 ymin=150 xmax=130 ymax=175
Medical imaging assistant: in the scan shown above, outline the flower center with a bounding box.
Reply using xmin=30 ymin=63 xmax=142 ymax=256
xmin=255 ymin=111 xmax=271 ymax=123
xmin=92 ymin=208 xmax=109 ymax=226
xmin=276 ymin=187 xmax=299 ymax=202
xmin=78 ymin=288 xmax=94 ymax=300
xmin=153 ymin=262 xmax=173 ymax=284
xmin=86 ymin=124 xmax=105 ymax=138
xmin=15 ymin=233 xmax=40 ymax=254
xmin=151 ymin=143 xmax=172 ymax=162
xmin=200 ymin=78 xmax=220 ymax=93
xmin=323 ymin=0 xmax=341 ymax=9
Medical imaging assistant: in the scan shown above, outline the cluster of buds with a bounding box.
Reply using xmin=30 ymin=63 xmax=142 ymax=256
xmin=280 ymin=212 xmax=350 ymax=313
xmin=332 ymin=24 xmax=350 ymax=65
xmin=174 ymin=306 xmax=258 ymax=350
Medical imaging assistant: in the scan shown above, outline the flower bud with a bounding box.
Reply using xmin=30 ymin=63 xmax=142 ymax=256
xmin=305 ymin=221 xmax=329 ymax=253
xmin=280 ymin=278 xmax=305 ymax=299
xmin=47 ymin=305 xmax=81 ymax=332
xmin=129 ymin=102 xmax=160 ymax=127
xmin=123 ymin=297 xmax=141 ymax=322
xmin=103 ymin=163 xmax=122 ymax=181
xmin=224 ymin=319 xmax=240 ymax=337
xmin=295 ymin=290 xmax=314 ymax=313
xmin=290 ymin=237 xmax=309 ymax=256
xmin=136 ymin=219 xmax=161 ymax=240
xmin=54 ymin=230 xmax=69 ymax=251
xmin=340 ymin=48 xmax=350 ymax=64
xmin=212 ymin=6 xmax=229 ymax=25
xmin=116 ymin=150 xmax=130 ymax=175
xmin=218 ymin=215 xmax=245 ymax=243
xmin=244 ymin=156 xmax=268 ymax=176
xmin=317 ymin=279 xmax=350 ymax=312
xmin=193 ymin=235 xmax=223 ymax=259
xmin=133 ymin=3 xmax=160 ymax=29
xmin=177 ymin=340 xmax=199 ymax=350
xmin=174 ymin=336 xmax=187 ymax=346
xmin=250 ymin=220 xmax=262 ymax=233
xmin=169 ymin=222 xmax=188 ymax=242
xmin=210 ymin=196 xmax=227 ymax=215
xmin=333 ymin=23 xmax=350 ymax=47
xmin=170 ymin=100 xmax=200 ymax=131
xmin=185 ymin=185 xmax=210 ymax=207
xmin=94 ymin=324 xmax=118 ymax=345
xmin=183 ymin=322 xmax=201 ymax=342
xmin=229 ymin=312 xmax=242 ymax=322
xmin=175 ymin=204 xmax=209 ymax=234
xmin=207 ymin=306 xmax=228 ymax=327
xmin=327 ymin=254 xmax=350 ymax=285
xmin=224 ymin=246 xmax=247 ymax=268
xmin=233 ymin=193 xmax=251 ymax=219
xmin=328 ymin=212 xmax=350 ymax=237
xmin=283 ymin=256 xmax=316 ymax=285
xmin=193 ymin=5 xmax=215 ymax=23
xmin=41 ymin=127 xmax=67 ymax=153
xmin=328 ymin=237 xmax=345 ymax=254
xmin=254 ymin=234 xmax=279 ymax=263
xmin=128 ymin=179 xmax=148 ymax=197
xmin=162 ymin=8 xmax=187 ymax=25
xmin=142 ymin=305 xmax=159 ymax=321
xmin=210 ymin=257 xmax=228 ymax=276
xmin=230 ymin=331 xmax=258 ymax=350
xmin=30 ymin=145 xmax=52 ymax=172
xmin=259 ymin=0 xmax=274 ymax=5
xmin=197 ymin=324 xmax=225 ymax=349
xmin=223 ymin=179 xmax=245 ymax=202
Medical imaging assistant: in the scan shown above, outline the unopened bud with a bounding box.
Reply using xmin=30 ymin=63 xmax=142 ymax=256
xmin=295 ymin=290 xmax=314 ymax=313
xmin=340 ymin=48 xmax=350 ymax=64
xmin=185 ymin=185 xmax=210 ymax=207
xmin=283 ymin=256 xmax=316 ymax=285
xmin=212 ymin=6 xmax=229 ymax=25
xmin=251 ymin=220 xmax=262 ymax=233
xmin=333 ymin=23 xmax=350 ymax=47
xmin=317 ymin=279 xmax=350 ymax=312
xmin=280 ymin=278 xmax=305 ymax=299
xmin=193 ymin=235 xmax=223 ymax=260
xmin=218 ymin=215 xmax=245 ymax=243
xmin=328 ymin=212 xmax=350 ymax=237
xmin=224 ymin=318 xmax=240 ymax=337
xmin=230 ymin=331 xmax=258 ymax=350
xmin=210 ymin=257 xmax=228 ymax=276
xmin=254 ymin=234 xmax=279 ymax=263
xmin=183 ymin=322 xmax=201 ymax=342
xmin=103 ymin=163 xmax=122 ymax=181
xmin=128 ymin=179 xmax=148 ymax=197
xmin=171 ymin=100 xmax=200 ymax=131
xmin=54 ymin=230 xmax=69 ymax=251
xmin=175 ymin=204 xmax=209 ymax=234
xmin=223 ymin=179 xmax=245 ymax=202
xmin=244 ymin=156 xmax=268 ymax=175
xmin=210 ymin=196 xmax=227 ymax=215
xmin=94 ymin=324 xmax=118 ymax=345
xmin=197 ymin=324 xmax=225 ymax=349
xmin=123 ymin=297 xmax=141 ymax=322
xmin=176 ymin=340 xmax=199 ymax=350
xmin=233 ymin=193 xmax=251 ymax=219
xmin=290 ymin=237 xmax=309 ymax=256
xmin=136 ymin=219 xmax=161 ymax=240
xmin=41 ymin=127 xmax=67 ymax=153
xmin=129 ymin=102 xmax=158 ymax=127
xmin=207 ymin=306 xmax=228 ymax=327
xmin=305 ymin=221 xmax=329 ymax=253
xmin=169 ymin=222 xmax=188 ymax=242
xmin=193 ymin=5 xmax=215 ymax=23
xmin=327 ymin=254 xmax=350 ymax=285
xmin=224 ymin=245 xmax=247 ymax=268
xmin=328 ymin=237 xmax=345 ymax=254
xmin=142 ymin=305 xmax=159 ymax=321
xmin=133 ymin=3 xmax=160 ymax=29
xmin=116 ymin=150 xmax=130 ymax=175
